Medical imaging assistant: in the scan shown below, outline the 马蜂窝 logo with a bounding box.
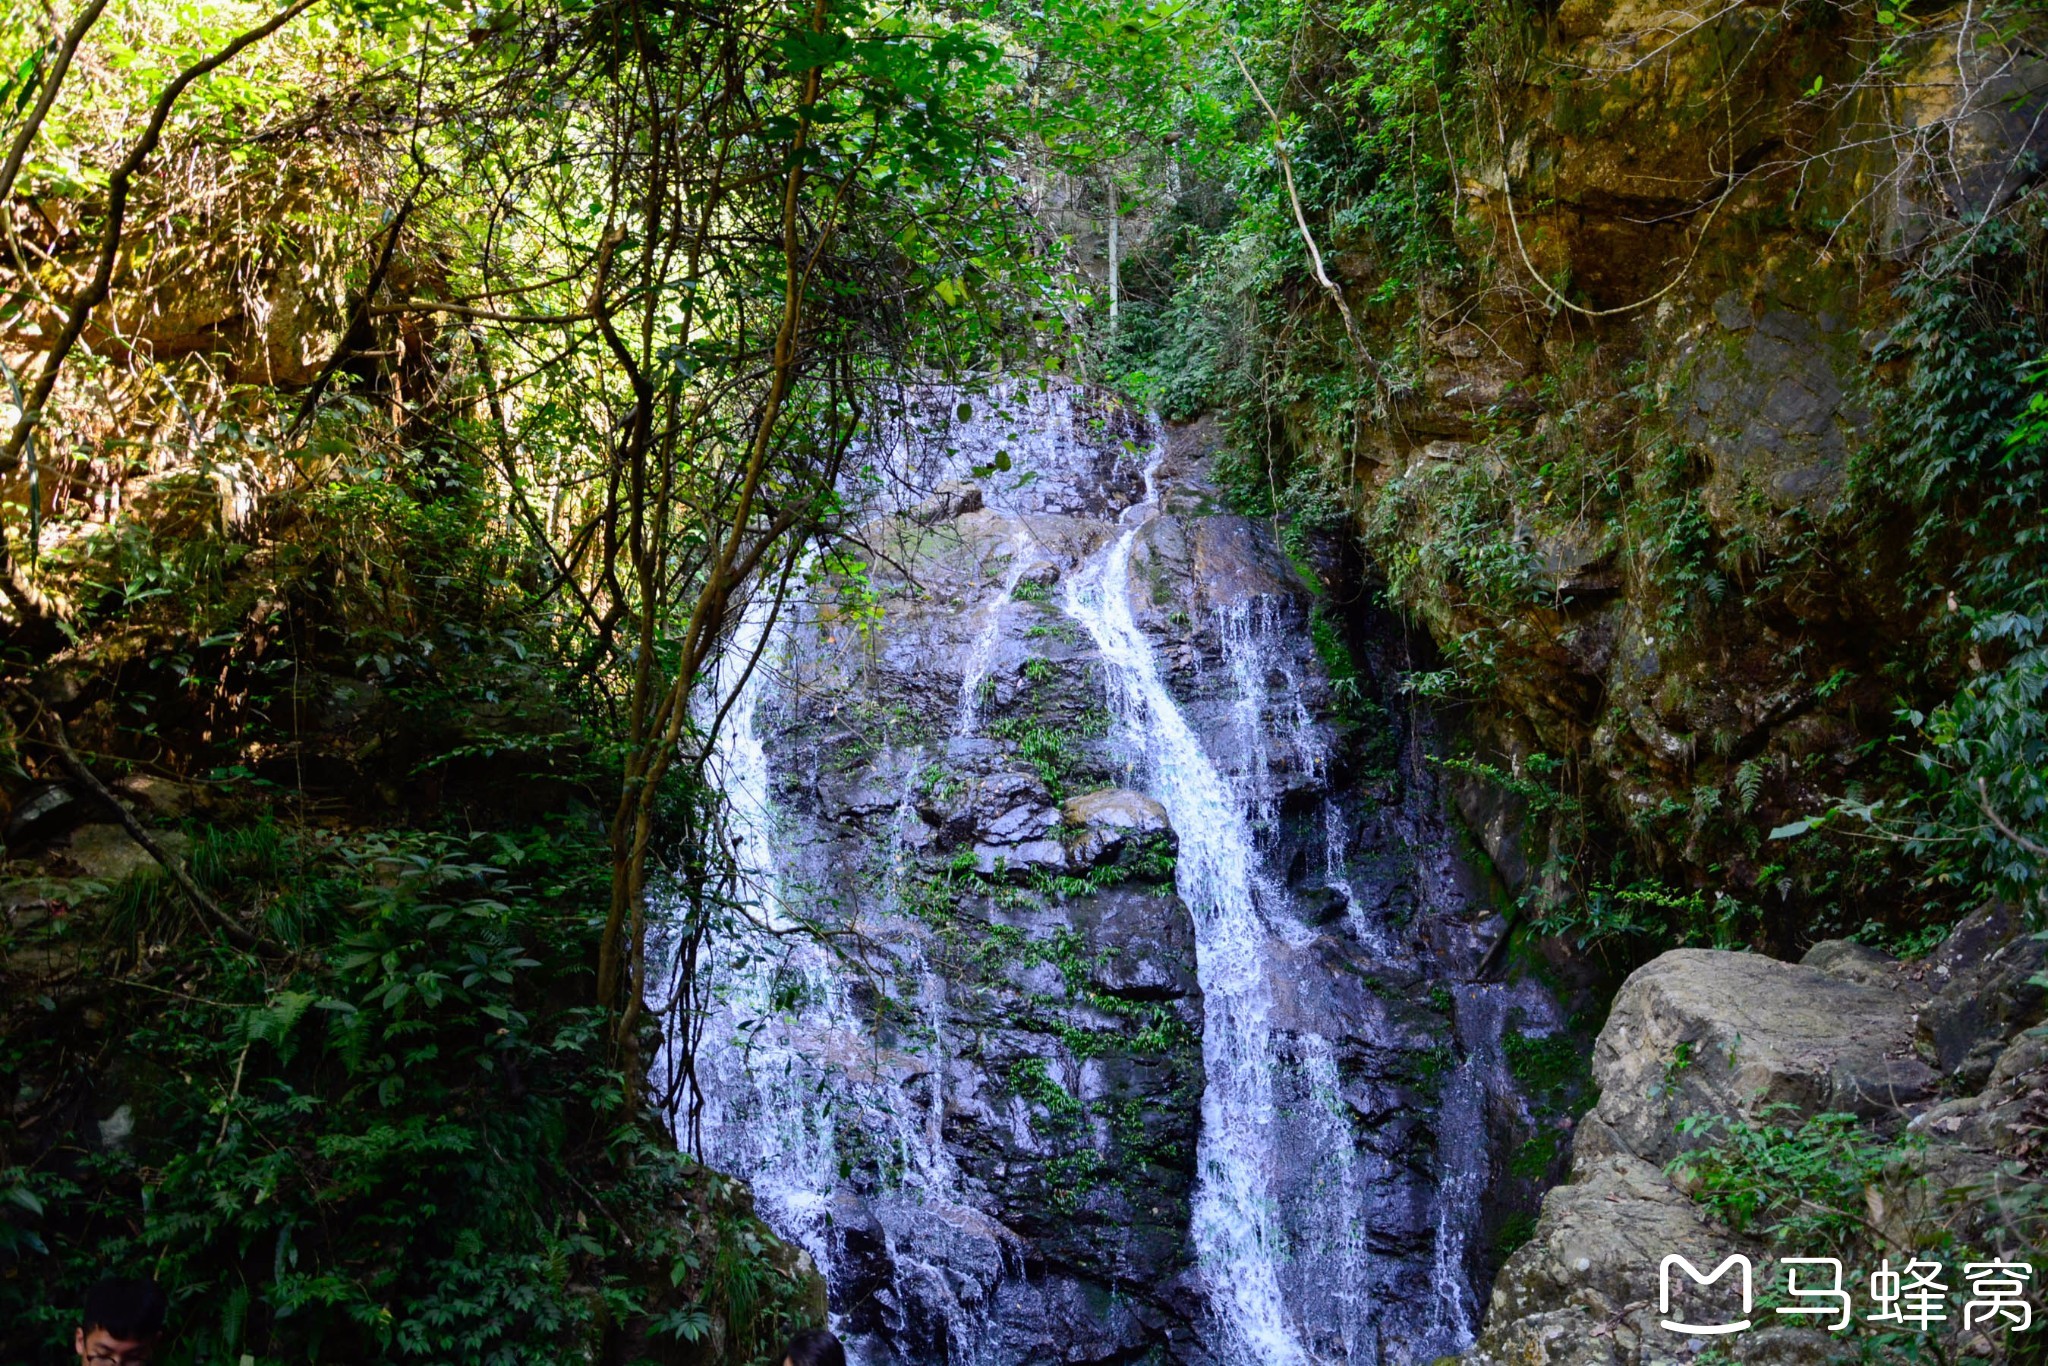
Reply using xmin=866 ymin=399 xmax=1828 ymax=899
xmin=1660 ymin=1255 xmax=1753 ymax=1334
xmin=1653 ymin=1256 xmax=2035 ymax=1337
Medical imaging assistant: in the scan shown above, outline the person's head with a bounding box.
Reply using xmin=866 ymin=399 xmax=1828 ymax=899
xmin=74 ymin=1278 xmax=165 ymax=1366
xmin=781 ymin=1326 xmax=846 ymax=1366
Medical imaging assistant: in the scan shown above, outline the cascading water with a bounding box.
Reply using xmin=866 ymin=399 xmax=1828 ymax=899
xmin=1060 ymin=443 xmax=1306 ymax=1365
xmin=691 ymin=528 xmax=1060 ymax=1365
xmin=1426 ymin=981 xmax=1553 ymax=1348
xmin=674 ymin=382 xmax=1561 ymax=1366
xmin=957 ymin=529 xmax=1039 ymax=734
xmin=686 ymin=594 xmax=846 ymax=1291
xmin=1295 ymin=1034 xmax=1373 ymax=1362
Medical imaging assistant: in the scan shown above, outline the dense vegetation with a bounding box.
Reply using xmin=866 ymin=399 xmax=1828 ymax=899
xmin=1 ymin=0 xmax=2043 ymax=1357
xmin=1097 ymin=0 xmax=2047 ymax=961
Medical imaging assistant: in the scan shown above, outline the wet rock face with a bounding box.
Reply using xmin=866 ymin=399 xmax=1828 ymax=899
xmin=692 ymin=386 xmax=1552 ymax=1365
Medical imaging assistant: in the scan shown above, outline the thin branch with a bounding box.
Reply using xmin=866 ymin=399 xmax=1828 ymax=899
xmin=1978 ymin=777 xmax=2048 ymax=860
xmin=39 ymin=711 xmax=256 ymax=948
xmin=288 ymin=183 xmax=419 ymax=439
xmin=368 ymin=298 xmax=598 ymax=325
xmin=1491 ymin=98 xmax=1739 ymax=319
xmin=1227 ymin=38 xmax=1380 ymax=392
xmin=0 ymin=0 xmax=116 ymax=206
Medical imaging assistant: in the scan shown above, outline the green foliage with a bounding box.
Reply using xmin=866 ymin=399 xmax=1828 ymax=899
xmin=1502 ymin=1022 xmax=1591 ymax=1198
xmin=1024 ymin=618 xmax=1080 ymax=644
xmin=1492 ymin=1210 xmax=1538 ymax=1259
xmin=1529 ymin=875 xmax=1743 ymax=957
xmin=983 ymin=657 xmax=1106 ymax=803
xmin=1798 ymin=220 xmax=2048 ymax=918
xmin=1401 ymin=1044 xmax=1455 ymax=1099
xmin=1502 ymin=1029 xmax=1591 ymax=1114
xmin=1669 ymin=1108 xmax=1899 ymax=1255
xmin=1026 ymin=843 xmax=1176 ymax=900
xmin=1508 ymin=1130 xmax=1561 ymax=1179
xmin=1632 ymin=444 xmax=1725 ymax=632
xmin=1309 ymin=601 xmax=1390 ymax=749
xmin=0 ymin=820 xmax=815 ymax=1364
xmin=987 ymin=713 xmax=1075 ymax=802
xmin=1010 ymin=1055 xmax=1084 ymax=1118
xmin=1435 ymin=751 xmax=1578 ymax=817
xmin=1364 ymin=455 xmax=1539 ymax=651
xmin=813 ymin=553 xmax=888 ymax=644
xmin=1893 ymin=332 xmax=2048 ymax=911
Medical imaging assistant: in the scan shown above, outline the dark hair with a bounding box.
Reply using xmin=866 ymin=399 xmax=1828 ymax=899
xmin=82 ymin=1278 xmax=167 ymax=1339
xmin=781 ymin=1327 xmax=845 ymax=1366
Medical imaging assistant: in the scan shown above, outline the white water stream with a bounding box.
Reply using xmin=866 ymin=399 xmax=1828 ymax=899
xmin=693 ymin=530 xmax=1053 ymax=1364
xmin=688 ymin=595 xmax=847 ymax=1289
xmin=1059 ymin=444 xmax=1307 ymax=1365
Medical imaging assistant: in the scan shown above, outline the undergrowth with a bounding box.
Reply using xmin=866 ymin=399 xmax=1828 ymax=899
xmin=0 ymin=818 xmax=815 ymax=1364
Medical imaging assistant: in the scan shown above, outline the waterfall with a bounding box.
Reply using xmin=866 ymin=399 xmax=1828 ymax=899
xmin=685 ymin=594 xmax=846 ymax=1294
xmin=691 ymin=536 xmax=1048 ymax=1366
xmin=957 ymin=528 xmax=1038 ymax=734
xmin=1060 ymin=443 xmax=1306 ymax=1365
xmin=675 ymin=383 xmax=1556 ymax=1366
xmin=1427 ymin=983 xmax=1530 ymax=1351
xmin=1295 ymin=1035 xmax=1373 ymax=1363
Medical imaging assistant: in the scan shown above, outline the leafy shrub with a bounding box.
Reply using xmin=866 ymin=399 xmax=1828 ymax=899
xmin=1669 ymin=1107 xmax=1899 ymax=1255
xmin=0 ymin=821 xmax=815 ymax=1365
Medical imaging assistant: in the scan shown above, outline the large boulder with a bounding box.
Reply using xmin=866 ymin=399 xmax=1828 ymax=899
xmin=1477 ymin=1117 xmax=1750 ymax=1366
xmin=1471 ymin=1113 xmax=1842 ymax=1366
xmin=1468 ymin=908 xmax=2048 ymax=1366
xmin=1591 ymin=949 xmax=1936 ymax=1167
xmin=1465 ymin=948 xmax=1945 ymax=1366
xmin=61 ymin=823 xmax=190 ymax=885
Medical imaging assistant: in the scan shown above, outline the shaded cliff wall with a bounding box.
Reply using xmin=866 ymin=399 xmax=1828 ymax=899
xmin=1120 ymin=0 xmax=2048 ymax=969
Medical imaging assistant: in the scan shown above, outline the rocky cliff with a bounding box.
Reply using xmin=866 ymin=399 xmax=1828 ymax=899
xmin=1127 ymin=0 xmax=2047 ymax=957
xmin=1466 ymin=903 xmax=2044 ymax=1365
xmin=680 ymin=386 xmax=1570 ymax=1364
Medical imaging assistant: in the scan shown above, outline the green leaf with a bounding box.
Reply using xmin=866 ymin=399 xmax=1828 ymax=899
xmin=778 ymin=29 xmax=853 ymax=74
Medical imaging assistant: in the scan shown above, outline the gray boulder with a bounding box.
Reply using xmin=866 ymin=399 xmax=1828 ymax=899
xmin=1592 ymin=949 xmax=1936 ymax=1167
xmin=62 ymin=823 xmax=190 ymax=885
